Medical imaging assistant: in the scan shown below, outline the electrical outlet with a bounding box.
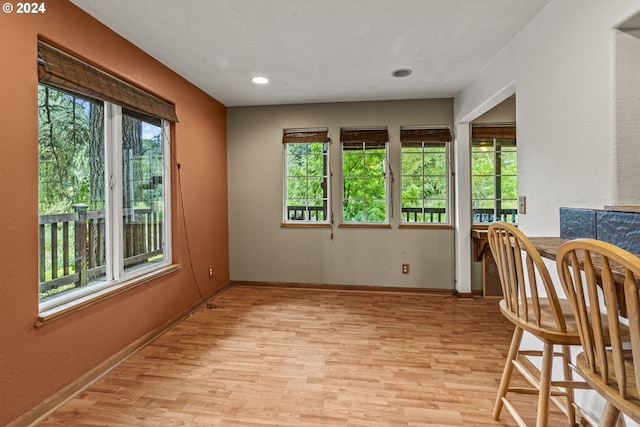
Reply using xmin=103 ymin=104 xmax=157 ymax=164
xmin=518 ymin=196 xmax=527 ymax=214
xmin=402 ymin=264 xmax=409 ymax=274
xmin=208 ymin=267 xmax=214 ymax=279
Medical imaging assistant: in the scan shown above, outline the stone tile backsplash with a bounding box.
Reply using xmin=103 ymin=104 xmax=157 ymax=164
xmin=559 ymin=208 xmax=596 ymax=239
xmin=560 ymin=207 xmax=640 ymax=253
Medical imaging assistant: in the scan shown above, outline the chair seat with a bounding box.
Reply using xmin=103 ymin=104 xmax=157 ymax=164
xmin=500 ymin=298 xmax=582 ymax=345
xmin=576 ymin=350 xmax=640 ymax=424
xmin=500 ymin=298 xmax=630 ymax=347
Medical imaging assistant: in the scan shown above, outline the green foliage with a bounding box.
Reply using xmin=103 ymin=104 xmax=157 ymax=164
xmin=38 ymin=85 xmax=97 ymax=214
xmin=40 ymin=283 xmax=76 ymax=299
xmin=343 ymin=146 xmax=387 ymax=222
xmin=471 ymin=140 xmax=517 ymax=204
xmin=126 ymin=128 xmax=164 ymax=213
xmin=472 ymin=138 xmax=518 ymax=222
xmin=38 ymin=85 xmax=167 ymax=299
xmin=401 ymin=143 xmax=448 ymax=223
xmin=285 ymin=142 xmax=328 ymax=220
xmin=38 ymin=85 xmax=165 ymax=216
xmin=286 ymin=137 xmax=517 ymax=224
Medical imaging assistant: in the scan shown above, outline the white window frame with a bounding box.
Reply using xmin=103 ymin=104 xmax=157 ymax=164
xmin=471 ymin=124 xmax=518 ymax=224
xmin=400 ymin=139 xmax=451 ymax=225
xmin=38 ymin=98 xmax=172 ymax=315
xmin=282 ymin=128 xmax=331 ymax=225
xmin=340 ymin=140 xmax=390 ymax=225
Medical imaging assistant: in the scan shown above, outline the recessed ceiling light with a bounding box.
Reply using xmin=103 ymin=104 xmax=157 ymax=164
xmin=251 ymin=76 xmax=269 ymax=84
xmin=391 ymin=68 xmax=413 ymax=78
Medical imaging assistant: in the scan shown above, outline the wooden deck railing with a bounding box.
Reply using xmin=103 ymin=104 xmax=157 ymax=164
xmin=286 ymin=206 xmax=327 ymax=221
xmin=286 ymin=206 xmax=517 ymax=224
xmin=401 ymin=207 xmax=447 ymax=223
xmin=402 ymin=207 xmax=517 ymax=223
xmin=473 ymin=208 xmax=518 ymax=223
xmin=38 ymin=206 xmax=163 ymax=296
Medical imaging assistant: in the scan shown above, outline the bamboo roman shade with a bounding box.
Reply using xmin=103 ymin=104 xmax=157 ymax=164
xmin=340 ymin=127 xmax=388 ymax=149
xmin=37 ymin=40 xmax=178 ymax=123
xmin=282 ymin=128 xmax=330 ymax=143
xmin=471 ymin=125 xmax=516 ymax=140
xmin=400 ymin=127 xmax=451 ymax=148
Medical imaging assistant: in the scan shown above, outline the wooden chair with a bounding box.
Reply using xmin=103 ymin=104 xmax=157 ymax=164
xmin=487 ymin=222 xmax=588 ymax=427
xmin=556 ymin=238 xmax=640 ymax=427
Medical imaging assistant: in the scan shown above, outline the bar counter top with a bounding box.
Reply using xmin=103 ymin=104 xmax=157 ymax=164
xmin=528 ymin=237 xmax=570 ymax=261
xmin=471 ymin=228 xmax=568 ymax=262
xmin=471 ymin=229 xmax=635 ymax=315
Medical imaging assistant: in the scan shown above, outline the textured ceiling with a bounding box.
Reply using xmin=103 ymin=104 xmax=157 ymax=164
xmin=71 ymin=0 xmax=551 ymax=107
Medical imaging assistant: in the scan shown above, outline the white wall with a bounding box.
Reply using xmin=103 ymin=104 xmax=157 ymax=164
xmin=227 ymin=99 xmax=455 ymax=289
xmin=455 ymin=1 xmax=640 ymax=423
xmin=614 ymin=27 xmax=640 ymax=204
xmin=455 ymin=0 xmax=640 ymax=237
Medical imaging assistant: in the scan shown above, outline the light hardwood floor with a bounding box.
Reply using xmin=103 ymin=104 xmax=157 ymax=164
xmin=38 ymin=286 xmax=567 ymax=426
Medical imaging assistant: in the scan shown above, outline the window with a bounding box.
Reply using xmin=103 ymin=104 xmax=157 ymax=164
xmin=340 ymin=127 xmax=389 ymax=224
xmin=471 ymin=125 xmax=517 ymax=224
xmin=283 ymin=128 xmax=330 ymax=223
xmin=37 ymin=41 xmax=176 ymax=313
xmin=400 ymin=127 xmax=451 ymax=224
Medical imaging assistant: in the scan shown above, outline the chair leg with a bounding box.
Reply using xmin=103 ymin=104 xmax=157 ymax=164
xmin=536 ymin=342 xmax=553 ymax=427
xmin=561 ymin=345 xmax=576 ymax=426
xmin=598 ymin=402 xmax=620 ymax=427
xmin=494 ymin=326 xmax=524 ymax=420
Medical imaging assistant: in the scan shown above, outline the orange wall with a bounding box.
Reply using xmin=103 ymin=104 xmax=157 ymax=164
xmin=0 ymin=2 xmax=229 ymax=424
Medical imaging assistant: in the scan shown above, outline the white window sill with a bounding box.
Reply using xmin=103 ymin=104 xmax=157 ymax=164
xmin=36 ymin=264 xmax=181 ymax=327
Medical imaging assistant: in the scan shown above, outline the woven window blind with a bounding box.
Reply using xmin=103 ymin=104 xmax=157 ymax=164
xmin=400 ymin=127 xmax=451 ymax=148
xmin=282 ymin=128 xmax=330 ymax=143
xmin=38 ymin=40 xmax=178 ymax=123
xmin=340 ymin=128 xmax=388 ymax=150
xmin=471 ymin=125 xmax=516 ymax=140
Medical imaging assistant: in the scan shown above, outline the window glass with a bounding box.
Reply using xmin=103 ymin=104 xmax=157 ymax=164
xmin=38 ymin=85 xmax=107 ymax=300
xmin=122 ymin=111 xmax=166 ymax=274
xmin=471 ymin=131 xmax=518 ymax=224
xmin=342 ymin=142 xmax=388 ymax=223
xmin=38 ymin=85 xmax=170 ymax=309
xmin=401 ymin=141 xmax=449 ymax=224
xmin=284 ymin=141 xmax=329 ymax=222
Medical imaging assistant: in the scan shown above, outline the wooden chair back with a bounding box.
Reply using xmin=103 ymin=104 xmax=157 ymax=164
xmin=556 ymin=238 xmax=640 ymax=422
xmin=487 ymin=221 xmax=569 ymax=334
